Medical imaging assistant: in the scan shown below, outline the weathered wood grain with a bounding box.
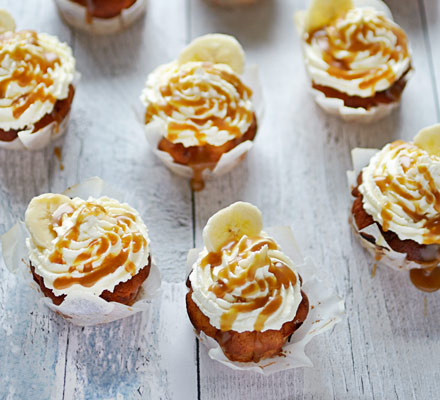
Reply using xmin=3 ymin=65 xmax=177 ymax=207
xmin=421 ymin=0 xmax=440 ymax=121
xmin=0 ymin=2 xmax=73 ymax=399
xmin=191 ymin=0 xmax=440 ymax=399
xmin=58 ymin=0 xmax=197 ymax=398
xmin=0 ymin=0 xmax=197 ymax=399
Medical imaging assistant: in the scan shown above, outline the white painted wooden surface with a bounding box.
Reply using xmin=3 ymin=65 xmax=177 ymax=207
xmin=0 ymin=0 xmax=439 ymax=399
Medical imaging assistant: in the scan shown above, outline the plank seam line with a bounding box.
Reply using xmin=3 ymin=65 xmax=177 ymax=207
xmin=61 ymin=27 xmax=76 ymax=400
xmin=61 ymin=325 xmax=71 ymax=400
xmin=186 ymin=1 xmax=201 ymax=398
xmin=418 ymin=0 xmax=440 ymax=121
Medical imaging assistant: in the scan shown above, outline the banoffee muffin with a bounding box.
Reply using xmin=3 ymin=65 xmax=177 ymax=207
xmin=141 ymin=34 xmax=257 ymax=191
xmin=25 ymin=193 xmax=152 ymax=305
xmin=0 ymin=20 xmax=76 ymax=150
xmin=55 ymin=0 xmax=146 ymax=34
xmin=186 ymin=202 xmax=309 ymax=362
xmin=295 ymin=0 xmax=411 ymax=122
xmin=351 ymin=125 xmax=440 ymax=292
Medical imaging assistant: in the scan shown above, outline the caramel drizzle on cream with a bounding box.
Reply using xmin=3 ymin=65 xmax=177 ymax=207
xmin=145 ymin=62 xmax=253 ymax=146
xmin=200 ymin=236 xmax=297 ymax=332
xmin=372 ymin=141 xmax=440 ymax=244
xmin=0 ymin=31 xmax=61 ymax=119
xmin=48 ymin=201 xmax=147 ymax=290
xmin=306 ymin=11 xmax=409 ymax=90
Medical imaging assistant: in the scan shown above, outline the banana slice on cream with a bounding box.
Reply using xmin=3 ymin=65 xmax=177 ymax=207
xmin=178 ymin=34 xmax=245 ymax=75
xmin=25 ymin=194 xmax=72 ymax=248
xmin=203 ymin=201 xmax=262 ymax=253
xmin=414 ymin=124 xmax=440 ymax=157
xmin=0 ymin=9 xmax=16 ymax=34
xmin=305 ymin=0 xmax=354 ymax=33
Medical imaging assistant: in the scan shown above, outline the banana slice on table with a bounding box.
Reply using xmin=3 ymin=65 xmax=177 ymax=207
xmin=178 ymin=33 xmax=245 ymax=75
xmin=25 ymin=194 xmax=72 ymax=248
xmin=414 ymin=124 xmax=440 ymax=157
xmin=0 ymin=9 xmax=16 ymax=34
xmin=203 ymin=201 xmax=262 ymax=253
xmin=305 ymin=0 xmax=354 ymax=33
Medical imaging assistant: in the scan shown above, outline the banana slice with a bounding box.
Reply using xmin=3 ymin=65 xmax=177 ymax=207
xmin=178 ymin=34 xmax=245 ymax=75
xmin=413 ymin=124 xmax=440 ymax=157
xmin=203 ymin=201 xmax=262 ymax=253
xmin=25 ymin=194 xmax=72 ymax=248
xmin=305 ymin=0 xmax=354 ymax=33
xmin=0 ymin=9 xmax=16 ymax=34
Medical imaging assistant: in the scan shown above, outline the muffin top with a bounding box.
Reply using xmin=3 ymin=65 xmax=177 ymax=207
xmin=0 ymin=30 xmax=75 ymax=132
xmin=141 ymin=61 xmax=253 ymax=148
xmin=302 ymin=7 xmax=410 ymax=98
xmin=25 ymin=194 xmax=150 ymax=297
xmin=189 ymin=202 xmax=302 ymax=332
xmin=359 ymin=140 xmax=440 ymax=244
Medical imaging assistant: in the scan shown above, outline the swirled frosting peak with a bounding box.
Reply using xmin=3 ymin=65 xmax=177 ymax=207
xmin=26 ymin=195 xmax=150 ymax=297
xmin=303 ymin=7 xmax=410 ymax=97
xmin=359 ymin=141 xmax=440 ymax=244
xmin=141 ymin=61 xmax=254 ymax=147
xmin=189 ymin=233 xmax=302 ymax=332
xmin=0 ymin=30 xmax=75 ymax=131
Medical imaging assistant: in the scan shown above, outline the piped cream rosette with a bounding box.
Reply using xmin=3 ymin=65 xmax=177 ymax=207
xmin=295 ymin=0 xmax=411 ymax=123
xmin=1 ymin=177 xmax=161 ymax=326
xmin=55 ymin=0 xmax=146 ymax=35
xmin=0 ymin=11 xmax=78 ymax=151
xmin=186 ymin=202 xmax=344 ymax=374
xmin=140 ymin=34 xmax=263 ymax=186
xmin=348 ymin=124 xmax=440 ymax=271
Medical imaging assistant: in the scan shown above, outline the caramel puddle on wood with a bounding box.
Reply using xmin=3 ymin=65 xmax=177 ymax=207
xmin=54 ymin=146 xmax=64 ymax=170
xmin=409 ymin=266 xmax=440 ymax=293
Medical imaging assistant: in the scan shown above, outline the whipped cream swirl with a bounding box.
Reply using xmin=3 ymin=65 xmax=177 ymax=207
xmin=303 ymin=7 xmax=410 ymax=98
xmin=141 ymin=61 xmax=254 ymax=147
xmin=359 ymin=141 xmax=440 ymax=244
xmin=0 ymin=30 xmax=75 ymax=132
xmin=27 ymin=196 xmax=150 ymax=297
xmin=189 ymin=234 xmax=302 ymax=332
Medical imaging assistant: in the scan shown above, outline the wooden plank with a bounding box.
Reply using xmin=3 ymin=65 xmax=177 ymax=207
xmin=191 ymin=0 xmax=440 ymax=399
xmin=59 ymin=0 xmax=197 ymax=398
xmin=63 ymin=282 xmax=197 ymax=400
xmin=0 ymin=0 xmax=197 ymax=399
xmin=0 ymin=1 xmax=73 ymax=399
xmin=422 ymin=0 xmax=440 ymax=121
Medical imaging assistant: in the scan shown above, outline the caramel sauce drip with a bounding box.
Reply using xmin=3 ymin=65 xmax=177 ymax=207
xmin=409 ymin=267 xmax=440 ymax=293
xmin=157 ymin=114 xmax=257 ymax=192
xmin=49 ymin=202 xmax=146 ymax=290
xmin=306 ymin=12 xmax=409 ymax=90
xmin=200 ymin=236 xmax=297 ymax=332
xmin=145 ymin=62 xmax=253 ymax=147
xmin=372 ymin=141 xmax=440 ymax=244
xmin=54 ymin=146 xmax=64 ymax=171
xmin=0 ymin=31 xmax=60 ymax=119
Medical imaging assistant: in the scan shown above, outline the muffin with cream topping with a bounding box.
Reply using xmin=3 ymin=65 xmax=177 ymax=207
xmin=351 ymin=125 xmax=440 ymax=292
xmin=295 ymin=0 xmax=412 ymax=122
xmin=186 ymin=202 xmax=309 ymax=362
xmin=141 ymin=34 xmax=258 ymax=191
xmin=25 ymin=193 xmax=152 ymax=306
xmin=55 ymin=0 xmax=146 ymax=34
xmin=0 ymin=12 xmax=76 ymax=150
